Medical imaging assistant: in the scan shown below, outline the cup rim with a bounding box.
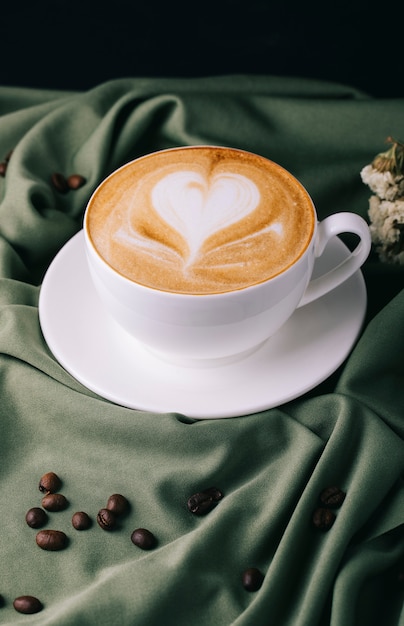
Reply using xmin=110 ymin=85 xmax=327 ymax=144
xmin=84 ymin=145 xmax=316 ymax=298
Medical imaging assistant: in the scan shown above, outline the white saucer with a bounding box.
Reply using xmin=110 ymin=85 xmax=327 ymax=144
xmin=39 ymin=231 xmax=367 ymax=419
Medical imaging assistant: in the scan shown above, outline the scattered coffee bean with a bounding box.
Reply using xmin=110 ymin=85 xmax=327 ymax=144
xmin=131 ymin=528 xmax=157 ymax=550
xmin=25 ymin=507 xmax=48 ymax=529
xmin=51 ymin=172 xmax=69 ymax=193
xmin=13 ymin=595 xmax=43 ymax=614
xmin=67 ymin=173 xmax=86 ymax=190
xmin=242 ymin=567 xmax=265 ymax=592
xmin=97 ymin=508 xmax=116 ymax=531
xmin=187 ymin=487 xmax=223 ymax=515
xmin=72 ymin=511 xmax=92 ymax=530
xmin=106 ymin=493 xmax=129 ymax=516
xmin=312 ymin=507 xmax=336 ymax=531
xmin=39 ymin=471 xmax=62 ymax=494
xmin=319 ymin=486 xmax=346 ymax=508
xmin=41 ymin=492 xmax=68 ymax=512
xmin=187 ymin=492 xmax=214 ymax=515
xmin=36 ymin=529 xmax=68 ymax=551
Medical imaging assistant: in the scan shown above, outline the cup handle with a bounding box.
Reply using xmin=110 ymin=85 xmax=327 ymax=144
xmin=298 ymin=212 xmax=371 ymax=307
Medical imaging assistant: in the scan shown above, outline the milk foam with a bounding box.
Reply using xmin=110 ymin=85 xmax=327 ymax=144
xmin=87 ymin=147 xmax=314 ymax=294
xmin=116 ymin=170 xmax=281 ymax=269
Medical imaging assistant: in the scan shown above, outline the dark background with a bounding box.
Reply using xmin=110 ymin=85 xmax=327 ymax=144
xmin=1 ymin=0 xmax=404 ymax=97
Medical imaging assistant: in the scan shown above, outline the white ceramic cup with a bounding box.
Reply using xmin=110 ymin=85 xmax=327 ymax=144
xmin=83 ymin=147 xmax=371 ymax=366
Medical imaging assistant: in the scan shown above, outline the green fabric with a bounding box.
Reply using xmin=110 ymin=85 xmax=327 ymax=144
xmin=0 ymin=76 xmax=403 ymax=625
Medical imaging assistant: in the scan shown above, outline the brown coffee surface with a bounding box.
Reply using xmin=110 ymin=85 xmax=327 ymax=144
xmin=86 ymin=147 xmax=315 ymax=294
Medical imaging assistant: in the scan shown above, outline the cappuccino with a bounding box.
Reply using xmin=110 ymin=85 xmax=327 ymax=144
xmin=86 ymin=147 xmax=315 ymax=294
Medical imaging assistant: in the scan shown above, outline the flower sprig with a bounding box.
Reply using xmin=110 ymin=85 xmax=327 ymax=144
xmin=361 ymin=137 xmax=404 ymax=264
xmin=371 ymin=136 xmax=404 ymax=176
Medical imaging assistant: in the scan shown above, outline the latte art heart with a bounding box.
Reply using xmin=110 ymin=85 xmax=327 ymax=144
xmin=151 ymin=171 xmax=261 ymax=265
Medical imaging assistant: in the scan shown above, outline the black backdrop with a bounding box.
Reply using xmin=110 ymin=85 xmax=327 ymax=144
xmin=1 ymin=0 xmax=404 ymax=97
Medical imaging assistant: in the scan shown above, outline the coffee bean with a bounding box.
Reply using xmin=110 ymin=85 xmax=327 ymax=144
xmin=41 ymin=493 xmax=68 ymax=512
xmin=13 ymin=595 xmax=43 ymax=614
xmin=131 ymin=528 xmax=157 ymax=550
xmin=319 ymin=486 xmax=346 ymax=508
xmin=312 ymin=507 xmax=336 ymax=531
xmin=72 ymin=511 xmax=92 ymax=530
xmin=187 ymin=487 xmax=223 ymax=515
xmin=39 ymin=472 xmax=61 ymax=494
xmin=106 ymin=493 xmax=129 ymax=516
xmin=25 ymin=507 xmax=48 ymax=529
xmin=36 ymin=529 xmax=68 ymax=550
xmin=187 ymin=492 xmax=214 ymax=515
xmin=242 ymin=567 xmax=265 ymax=591
xmin=67 ymin=174 xmax=86 ymax=190
xmin=51 ymin=172 xmax=69 ymax=193
xmin=97 ymin=508 xmax=116 ymax=531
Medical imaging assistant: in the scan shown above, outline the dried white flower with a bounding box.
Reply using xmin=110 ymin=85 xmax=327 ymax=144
xmin=367 ymin=196 xmax=404 ymax=264
xmin=362 ymin=137 xmax=404 ymax=264
xmin=360 ymin=164 xmax=404 ymax=201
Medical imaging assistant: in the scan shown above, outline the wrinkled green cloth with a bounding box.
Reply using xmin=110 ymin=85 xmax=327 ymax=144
xmin=0 ymin=76 xmax=403 ymax=625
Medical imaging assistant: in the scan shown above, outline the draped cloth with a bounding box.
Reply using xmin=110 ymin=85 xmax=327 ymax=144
xmin=0 ymin=76 xmax=403 ymax=625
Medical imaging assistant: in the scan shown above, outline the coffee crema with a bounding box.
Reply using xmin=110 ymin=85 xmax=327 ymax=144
xmin=86 ymin=147 xmax=315 ymax=294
